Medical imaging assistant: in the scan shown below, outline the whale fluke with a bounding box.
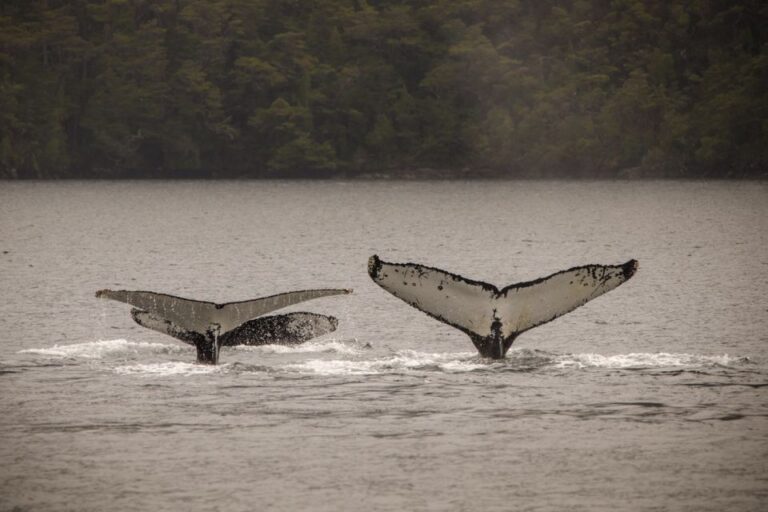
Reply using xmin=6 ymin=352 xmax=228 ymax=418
xmin=131 ymin=309 xmax=339 ymax=347
xmin=97 ymin=288 xmax=351 ymax=363
xmin=367 ymin=255 xmax=637 ymax=359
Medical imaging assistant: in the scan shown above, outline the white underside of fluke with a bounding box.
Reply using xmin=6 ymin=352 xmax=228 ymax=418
xmin=368 ymin=256 xmax=635 ymax=339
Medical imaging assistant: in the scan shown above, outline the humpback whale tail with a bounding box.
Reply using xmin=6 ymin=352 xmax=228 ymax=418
xmin=130 ymin=309 xmax=339 ymax=347
xmin=96 ymin=288 xmax=352 ymax=364
xmin=367 ymin=255 xmax=637 ymax=359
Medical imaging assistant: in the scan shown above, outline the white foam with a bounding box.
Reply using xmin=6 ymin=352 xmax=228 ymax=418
xmin=439 ymin=359 xmax=489 ymax=372
xmin=552 ymin=352 xmax=740 ymax=369
xmin=285 ymin=350 xmax=745 ymax=375
xmin=288 ymin=359 xmax=375 ymax=375
xmin=232 ymin=338 xmax=366 ymax=356
xmin=20 ymin=339 xmax=187 ymax=359
xmin=285 ymin=350 xmax=480 ymax=376
xmin=114 ymin=362 xmax=222 ymax=376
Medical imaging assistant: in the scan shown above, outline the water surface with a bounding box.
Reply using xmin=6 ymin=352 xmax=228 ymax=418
xmin=1 ymin=180 xmax=766 ymax=511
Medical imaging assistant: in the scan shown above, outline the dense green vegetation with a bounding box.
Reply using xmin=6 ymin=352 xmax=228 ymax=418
xmin=1 ymin=0 xmax=766 ymax=178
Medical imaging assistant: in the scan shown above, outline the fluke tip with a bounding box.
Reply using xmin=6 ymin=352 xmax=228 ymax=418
xmin=367 ymin=255 xmax=382 ymax=279
xmin=622 ymin=259 xmax=639 ymax=279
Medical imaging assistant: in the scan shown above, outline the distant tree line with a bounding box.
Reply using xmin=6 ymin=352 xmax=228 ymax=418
xmin=1 ymin=0 xmax=766 ymax=179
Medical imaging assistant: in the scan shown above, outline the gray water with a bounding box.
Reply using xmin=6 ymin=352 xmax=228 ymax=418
xmin=0 ymin=180 xmax=766 ymax=511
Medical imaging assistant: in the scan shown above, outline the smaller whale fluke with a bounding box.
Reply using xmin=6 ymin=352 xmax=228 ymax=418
xmin=97 ymin=288 xmax=352 ymax=364
xmin=368 ymin=255 xmax=637 ymax=359
xmin=131 ymin=309 xmax=338 ymax=347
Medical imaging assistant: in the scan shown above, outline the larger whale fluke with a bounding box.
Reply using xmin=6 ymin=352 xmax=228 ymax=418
xmin=368 ymin=255 xmax=637 ymax=359
xmin=96 ymin=288 xmax=352 ymax=364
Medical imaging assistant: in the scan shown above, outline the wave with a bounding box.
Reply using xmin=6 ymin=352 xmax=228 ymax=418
xmin=19 ymin=339 xmax=188 ymax=359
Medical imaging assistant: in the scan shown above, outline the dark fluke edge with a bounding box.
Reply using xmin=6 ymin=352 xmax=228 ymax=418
xmin=368 ymin=255 xmax=637 ymax=359
xmin=96 ymin=288 xmax=352 ymax=364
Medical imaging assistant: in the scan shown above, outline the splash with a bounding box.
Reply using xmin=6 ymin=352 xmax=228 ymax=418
xmin=20 ymin=339 xmax=187 ymax=359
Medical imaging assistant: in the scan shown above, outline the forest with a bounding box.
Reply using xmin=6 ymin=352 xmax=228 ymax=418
xmin=1 ymin=0 xmax=766 ymax=179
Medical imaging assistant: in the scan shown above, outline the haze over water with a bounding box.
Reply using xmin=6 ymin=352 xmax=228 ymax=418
xmin=1 ymin=180 xmax=766 ymax=511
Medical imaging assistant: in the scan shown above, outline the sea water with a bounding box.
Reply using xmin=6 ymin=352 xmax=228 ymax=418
xmin=0 ymin=180 xmax=766 ymax=511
